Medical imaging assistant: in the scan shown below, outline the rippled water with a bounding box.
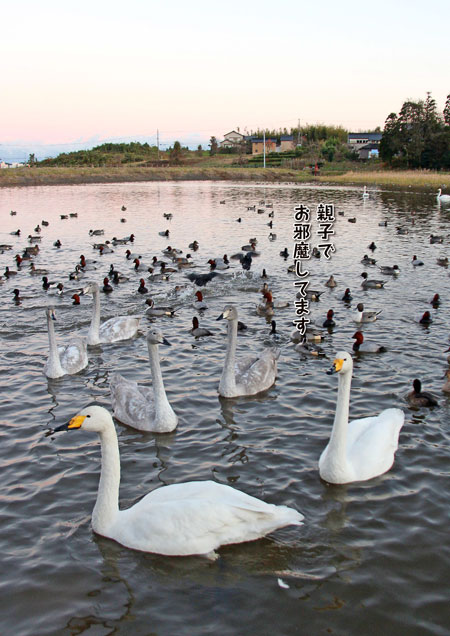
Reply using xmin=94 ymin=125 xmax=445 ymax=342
xmin=0 ymin=181 xmax=449 ymax=635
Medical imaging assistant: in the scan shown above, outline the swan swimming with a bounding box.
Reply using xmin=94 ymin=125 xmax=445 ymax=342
xmin=437 ymin=188 xmax=450 ymax=203
xmin=44 ymin=307 xmax=88 ymax=379
xmin=82 ymin=281 xmax=141 ymax=345
xmin=110 ymin=329 xmax=178 ymax=432
xmin=319 ymin=351 xmax=404 ymax=484
xmin=217 ymin=305 xmax=279 ymax=397
xmin=53 ymin=405 xmax=303 ymax=558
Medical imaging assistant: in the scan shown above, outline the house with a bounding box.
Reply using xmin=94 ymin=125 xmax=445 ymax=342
xmin=219 ymin=130 xmax=245 ymax=149
xmin=347 ymin=132 xmax=382 ymax=159
xmin=251 ymin=135 xmax=295 ymax=155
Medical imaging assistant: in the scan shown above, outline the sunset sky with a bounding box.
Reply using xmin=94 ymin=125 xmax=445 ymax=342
xmin=2 ymin=0 xmax=449 ymax=152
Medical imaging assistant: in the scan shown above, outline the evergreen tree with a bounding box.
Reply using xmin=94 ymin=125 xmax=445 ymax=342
xmin=209 ymin=136 xmax=218 ymax=156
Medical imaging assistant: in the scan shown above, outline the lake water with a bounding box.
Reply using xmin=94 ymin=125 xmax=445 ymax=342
xmin=0 ymin=181 xmax=449 ymax=635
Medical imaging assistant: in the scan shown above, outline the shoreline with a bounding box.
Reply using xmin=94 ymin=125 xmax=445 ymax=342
xmin=1 ymin=165 xmax=450 ymax=191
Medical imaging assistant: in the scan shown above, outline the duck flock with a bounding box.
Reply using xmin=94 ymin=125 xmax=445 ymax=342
xmin=1 ymin=185 xmax=449 ymax=561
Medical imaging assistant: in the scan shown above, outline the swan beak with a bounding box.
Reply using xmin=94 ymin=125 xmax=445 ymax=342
xmin=162 ymin=337 xmax=171 ymax=346
xmin=216 ymin=313 xmax=224 ymax=321
xmin=53 ymin=415 xmax=86 ymax=432
xmin=327 ymin=358 xmax=344 ymax=374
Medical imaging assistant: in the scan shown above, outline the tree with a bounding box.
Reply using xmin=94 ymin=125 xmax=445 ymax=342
xmin=28 ymin=153 xmax=36 ymax=165
xmin=444 ymin=94 xmax=450 ymax=125
xmin=170 ymin=140 xmax=182 ymax=162
xmin=196 ymin=144 xmax=203 ymax=156
xmin=209 ymin=136 xmax=218 ymax=156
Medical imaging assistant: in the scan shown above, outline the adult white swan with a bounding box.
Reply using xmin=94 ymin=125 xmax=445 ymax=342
xmin=437 ymin=188 xmax=450 ymax=203
xmin=109 ymin=329 xmax=178 ymax=433
xmin=217 ymin=305 xmax=279 ymax=397
xmin=83 ymin=281 xmax=141 ymax=345
xmin=44 ymin=307 xmax=88 ymax=378
xmin=319 ymin=351 xmax=404 ymax=484
xmin=53 ymin=405 xmax=303 ymax=558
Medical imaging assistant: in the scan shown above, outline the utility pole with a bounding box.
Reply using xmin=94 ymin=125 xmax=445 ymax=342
xmin=297 ymin=119 xmax=301 ymax=146
xmin=157 ymin=129 xmax=160 ymax=160
xmin=263 ymin=130 xmax=266 ymax=168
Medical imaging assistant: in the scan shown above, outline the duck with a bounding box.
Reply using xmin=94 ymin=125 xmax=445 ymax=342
xmin=306 ymin=289 xmax=323 ymax=302
xmin=319 ymin=352 xmax=404 ymax=484
xmin=10 ymin=229 xmax=21 ymax=236
xmin=294 ymin=337 xmax=325 ymax=357
xmin=379 ymin=265 xmax=399 ymax=275
xmin=325 ymin=275 xmax=337 ymax=288
xmin=430 ymin=293 xmax=440 ymax=307
xmin=69 ymin=265 xmax=85 ymax=280
xmin=430 ymin=234 xmax=444 ymax=244
xmin=378 ymin=221 xmax=388 ymax=227
xmin=361 ymin=272 xmax=385 ymax=289
xmin=352 ymin=331 xmax=386 ymax=353
xmin=72 ymin=293 xmax=81 ymax=306
xmin=437 ymin=189 xmax=450 ymax=203
xmin=41 ymin=220 xmax=49 ymax=227
xmin=28 ymin=234 xmax=41 ymax=242
xmin=437 ymin=256 xmax=448 ymax=266
xmin=342 ymin=288 xmax=352 ymax=302
xmin=312 ymin=247 xmax=321 ymax=258
xmin=89 ymin=229 xmax=104 ymax=236
xmin=217 ymin=305 xmax=279 ymax=397
xmin=60 ymin=214 xmax=68 ymax=220
xmin=412 ymin=255 xmax=424 ymax=266
xmin=133 ymin=258 xmax=150 ymax=272
xmin=137 ymin=278 xmax=148 ymax=294
xmin=186 ymin=271 xmax=219 ymax=287
xmin=82 ymin=281 xmax=141 ymax=345
xmin=53 ymin=240 xmax=62 ymax=248
xmin=322 ymin=309 xmax=335 ymax=328
xmin=418 ymin=311 xmax=432 ymax=325
xmin=280 ymin=248 xmax=289 ymax=258
xmin=125 ymin=249 xmax=141 ymax=260
xmin=163 ymin=212 xmax=173 ymax=219
xmin=188 ymin=240 xmax=199 ymax=250
xmin=100 ymin=277 xmax=112 ymax=293
xmin=442 ymin=369 xmax=450 ymax=394
xmin=79 ymin=255 xmax=97 ymax=270
xmin=208 ymin=258 xmax=229 ymax=270
xmin=12 ymin=288 xmax=23 ymax=302
xmin=69 ymin=212 xmax=78 ymax=218
xmin=145 ymin=299 xmax=176 ymax=318
xmin=42 ymin=276 xmax=57 ymax=290
xmin=407 ymin=379 xmax=439 ymax=407
xmin=110 ymin=330 xmax=178 ymax=432
xmin=348 ymin=217 xmax=356 ymax=223
xmin=194 ymin=290 xmax=207 ymax=310
xmin=4 ymin=266 xmax=18 ymax=277
xmin=396 ymin=226 xmax=408 ymax=235
xmin=44 ymin=307 xmax=88 ymax=379
xmin=191 ymin=316 xmax=213 ymax=337
xmin=52 ymin=405 xmax=303 ymax=557
xmin=159 ymin=230 xmax=170 ymax=237
xmin=268 ymin=233 xmax=277 ymax=241
xmin=361 ymin=254 xmax=376 ymax=266
xmin=353 ymin=303 xmax=381 ymax=323
xmin=98 ymin=245 xmax=114 ymax=255
xmin=368 ymin=242 xmax=376 ymax=251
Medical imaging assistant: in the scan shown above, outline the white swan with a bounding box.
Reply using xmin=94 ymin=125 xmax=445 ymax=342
xmin=83 ymin=281 xmax=141 ymax=345
xmin=319 ymin=351 xmax=404 ymax=484
xmin=109 ymin=329 xmax=177 ymax=432
xmin=437 ymin=188 xmax=450 ymax=203
xmin=217 ymin=305 xmax=279 ymax=397
xmin=44 ymin=307 xmax=88 ymax=379
xmin=362 ymin=185 xmax=369 ymax=198
xmin=54 ymin=405 xmax=303 ymax=557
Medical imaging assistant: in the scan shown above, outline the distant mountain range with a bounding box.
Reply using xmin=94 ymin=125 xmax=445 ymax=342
xmin=0 ymin=133 xmax=211 ymax=163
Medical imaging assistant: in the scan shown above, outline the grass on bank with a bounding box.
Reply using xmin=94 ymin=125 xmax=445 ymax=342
xmin=1 ymin=164 xmax=450 ymax=191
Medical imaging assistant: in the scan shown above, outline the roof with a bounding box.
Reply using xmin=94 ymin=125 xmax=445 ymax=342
xmin=348 ymin=132 xmax=382 ymax=141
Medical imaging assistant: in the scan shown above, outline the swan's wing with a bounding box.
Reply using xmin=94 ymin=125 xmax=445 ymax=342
xmin=236 ymin=349 xmax=279 ymax=394
xmin=110 ymin=372 xmax=154 ymax=430
xmin=58 ymin=338 xmax=88 ymax=374
xmin=115 ymin=481 xmax=303 ymax=556
xmin=347 ymin=408 xmax=404 ymax=480
xmin=99 ymin=316 xmax=141 ymax=343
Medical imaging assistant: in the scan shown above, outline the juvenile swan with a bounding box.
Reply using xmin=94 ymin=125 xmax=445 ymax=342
xmin=110 ymin=329 xmax=178 ymax=433
xmin=53 ymin=406 xmax=303 ymax=558
xmin=319 ymin=351 xmax=404 ymax=484
xmin=83 ymin=281 xmax=141 ymax=345
xmin=217 ymin=304 xmax=279 ymax=397
xmin=44 ymin=307 xmax=88 ymax=378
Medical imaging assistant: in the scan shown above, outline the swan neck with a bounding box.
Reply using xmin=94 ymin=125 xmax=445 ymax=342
xmin=88 ymin=286 xmax=101 ymax=344
xmin=92 ymin=425 xmax=120 ymax=535
xmin=219 ymin=318 xmax=238 ymax=395
xmin=148 ymin=343 xmax=169 ymax=410
xmin=329 ymin=369 xmax=352 ymax=461
xmin=46 ymin=313 xmax=65 ymax=377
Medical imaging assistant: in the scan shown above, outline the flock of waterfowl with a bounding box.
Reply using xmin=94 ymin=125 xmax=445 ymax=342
xmin=2 ymin=186 xmax=449 ymax=559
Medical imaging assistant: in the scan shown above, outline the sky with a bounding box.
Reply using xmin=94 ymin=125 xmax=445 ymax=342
xmin=1 ymin=0 xmax=449 ymax=157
